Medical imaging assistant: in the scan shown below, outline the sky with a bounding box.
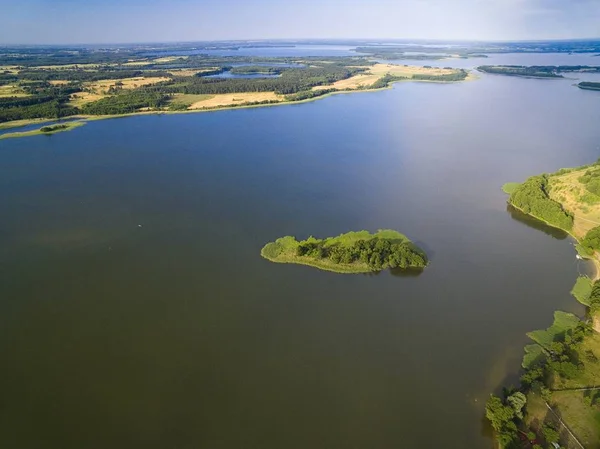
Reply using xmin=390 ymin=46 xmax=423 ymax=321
xmin=1 ymin=0 xmax=599 ymax=45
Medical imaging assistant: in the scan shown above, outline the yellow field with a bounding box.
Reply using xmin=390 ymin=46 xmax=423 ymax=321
xmin=84 ymin=76 xmax=171 ymax=93
xmin=370 ymin=63 xmax=457 ymax=77
xmin=68 ymin=91 xmax=106 ymax=107
xmin=123 ymin=56 xmax=188 ymax=66
xmin=0 ymin=84 xmax=29 ymax=97
xmin=549 ymin=169 xmax=600 ymax=238
xmin=0 ymin=65 xmax=20 ymax=74
xmin=314 ymin=64 xmax=462 ymax=91
xmin=169 ymin=93 xmax=215 ymax=106
xmin=49 ymin=80 xmax=71 ymax=86
xmin=188 ymin=92 xmax=283 ymax=109
xmin=314 ymin=73 xmax=381 ymax=90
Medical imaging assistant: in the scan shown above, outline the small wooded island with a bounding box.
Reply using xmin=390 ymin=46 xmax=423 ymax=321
xmin=261 ymin=229 xmax=428 ymax=274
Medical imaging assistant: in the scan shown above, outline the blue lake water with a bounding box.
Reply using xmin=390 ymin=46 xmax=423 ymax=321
xmin=1 ymin=54 xmax=599 ymax=449
xmin=204 ymin=70 xmax=281 ymax=79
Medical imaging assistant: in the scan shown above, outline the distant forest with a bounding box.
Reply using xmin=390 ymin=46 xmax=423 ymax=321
xmin=478 ymin=65 xmax=600 ymax=78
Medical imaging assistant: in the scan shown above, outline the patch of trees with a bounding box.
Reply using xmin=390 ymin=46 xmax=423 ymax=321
xmin=578 ymin=166 xmax=600 ymax=196
xmin=16 ymin=69 xmax=170 ymax=82
xmin=80 ymin=90 xmax=170 ymax=115
xmin=413 ymin=70 xmax=468 ymax=81
xmin=478 ymin=65 xmax=563 ymax=78
xmin=509 ymin=175 xmax=574 ymax=230
xmin=578 ymin=82 xmax=600 ymax=91
xmin=486 ymin=319 xmax=593 ymax=447
xmin=284 ymin=89 xmax=334 ymax=101
xmin=580 ymin=226 xmax=600 ymax=256
xmin=170 ymin=65 xmax=365 ymax=95
xmin=0 ymin=73 xmax=18 ymax=85
xmin=0 ymin=48 xmax=141 ymax=66
xmin=0 ymin=83 xmax=83 ymax=123
xmin=295 ymin=238 xmax=427 ymax=271
xmin=40 ymin=124 xmax=68 ymax=132
xmin=0 ymin=98 xmax=78 ymax=123
xmin=485 ymin=392 xmax=527 ymax=447
xmin=588 ymin=280 xmax=600 ymax=315
xmin=370 ymin=74 xmax=407 ymax=89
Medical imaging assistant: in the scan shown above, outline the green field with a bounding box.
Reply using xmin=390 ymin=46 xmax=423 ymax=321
xmin=571 ymin=276 xmax=593 ymax=306
xmin=551 ymin=390 xmax=600 ymax=448
xmin=527 ymin=311 xmax=581 ymax=350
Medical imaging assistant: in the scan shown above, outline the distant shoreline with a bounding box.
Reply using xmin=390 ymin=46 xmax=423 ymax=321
xmin=0 ymin=74 xmax=473 ymax=139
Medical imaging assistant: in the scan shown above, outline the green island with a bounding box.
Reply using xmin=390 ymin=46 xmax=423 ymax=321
xmin=487 ymin=161 xmax=600 ymax=448
xmin=478 ymin=65 xmax=600 ymax=79
xmin=0 ymin=46 xmax=471 ymax=138
xmin=578 ymin=82 xmax=600 ymax=91
xmin=0 ymin=120 xmax=85 ymax=139
xmin=260 ymin=230 xmax=428 ymax=274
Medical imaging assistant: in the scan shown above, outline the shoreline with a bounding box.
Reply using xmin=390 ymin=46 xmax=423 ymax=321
xmin=508 ymin=201 xmax=600 ymax=281
xmin=0 ymin=75 xmax=473 ymax=137
xmin=0 ymin=121 xmax=86 ymax=140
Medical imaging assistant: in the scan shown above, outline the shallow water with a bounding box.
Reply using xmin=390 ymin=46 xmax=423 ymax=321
xmin=0 ymin=62 xmax=599 ymax=449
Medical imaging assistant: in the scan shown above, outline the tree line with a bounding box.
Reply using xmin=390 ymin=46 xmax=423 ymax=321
xmin=295 ymin=237 xmax=428 ymax=271
xmin=509 ymin=175 xmax=574 ymax=231
xmin=578 ymin=82 xmax=600 ymax=91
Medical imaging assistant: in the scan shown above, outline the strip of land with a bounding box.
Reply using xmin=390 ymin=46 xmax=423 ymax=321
xmin=0 ymin=121 xmax=85 ymax=139
xmin=487 ymin=162 xmax=600 ymax=449
xmin=0 ymin=48 xmax=471 ymax=136
xmin=478 ymin=65 xmax=600 ymax=79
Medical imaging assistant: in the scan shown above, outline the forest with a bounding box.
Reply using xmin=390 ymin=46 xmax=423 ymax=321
xmin=295 ymin=236 xmax=427 ymax=271
xmin=508 ymin=175 xmax=574 ymax=231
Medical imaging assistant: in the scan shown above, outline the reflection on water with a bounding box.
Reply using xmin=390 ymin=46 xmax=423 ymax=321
xmin=389 ymin=267 xmax=425 ymax=278
xmin=507 ymin=204 xmax=569 ymax=240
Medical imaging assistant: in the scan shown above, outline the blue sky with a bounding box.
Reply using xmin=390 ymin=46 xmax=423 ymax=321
xmin=1 ymin=0 xmax=599 ymax=44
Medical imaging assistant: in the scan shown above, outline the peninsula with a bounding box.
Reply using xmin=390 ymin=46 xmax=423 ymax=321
xmin=578 ymin=81 xmax=600 ymax=91
xmin=487 ymin=161 xmax=600 ymax=448
xmin=478 ymin=65 xmax=600 ymax=79
xmin=0 ymin=44 xmax=470 ymax=136
xmin=260 ymin=230 xmax=428 ymax=274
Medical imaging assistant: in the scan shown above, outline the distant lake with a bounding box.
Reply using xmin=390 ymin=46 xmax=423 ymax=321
xmin=1 ymin=54 xmax=599 ymax=449
xmin=203 ymin=70 xmax=281 ymax=79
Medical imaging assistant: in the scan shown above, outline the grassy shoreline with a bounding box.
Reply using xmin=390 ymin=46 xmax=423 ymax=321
xmin=0 ymin=121 xmax=86 ymax=140
xmin=491 ymin=170 xmax=600 ymax=448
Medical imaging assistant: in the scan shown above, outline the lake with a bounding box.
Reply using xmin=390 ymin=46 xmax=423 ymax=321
xmin=1 ymin=57 xmax=599 ymax=448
